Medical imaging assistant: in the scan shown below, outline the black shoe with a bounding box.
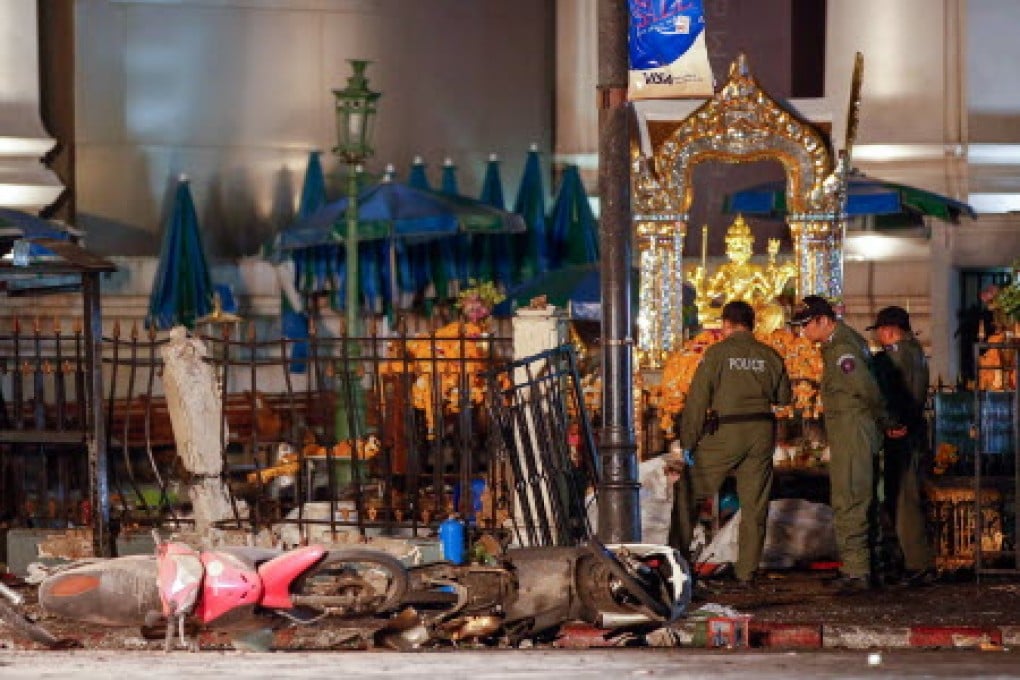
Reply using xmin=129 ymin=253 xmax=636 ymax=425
xmin=901 ymin=568 xmax=937 ymax=588
xmin=731 ymin=572 xmax=760 ymax=590
xmin=691 ymin=581 xmax=713 ymax=602
xmin=829 ymin=574 xmax=870 ymax=595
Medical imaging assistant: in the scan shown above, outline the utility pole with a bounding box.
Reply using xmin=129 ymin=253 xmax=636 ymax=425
xmin=596 ymin=0 xmax=640 ymax=542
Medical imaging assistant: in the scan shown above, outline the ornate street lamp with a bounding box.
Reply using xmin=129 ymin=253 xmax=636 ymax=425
xmin=332 ymin=59 xmax=381 ymax=336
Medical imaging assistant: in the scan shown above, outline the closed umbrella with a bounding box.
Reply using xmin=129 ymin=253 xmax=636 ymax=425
xmin=147 ymin=177 xmax=215 ymax=330
xmin=475 ymin=154 xmax=512 ymax=287
xmin=281 ymin=151 xmax=325 ymax=372
xmin=513 ymin=146 xmax=550 ymax=284
xmin=440 ymin=158 xmax=471 ymax=293
xmin=407 ymin=158 xmax=436 ymax=303
xmin=548 ymin=165 xmax=599 ymax=267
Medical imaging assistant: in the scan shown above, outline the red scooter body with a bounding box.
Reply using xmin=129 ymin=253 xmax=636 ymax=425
xmin=195 ymin=550 xmax=263 ymax=625
xmin=156 ymin=544 xmax=329 ymax=625
xmin=258 ymin=545 xmax=327 ymax=609
xmin=38 ymin=541 xmax=408 ymax=651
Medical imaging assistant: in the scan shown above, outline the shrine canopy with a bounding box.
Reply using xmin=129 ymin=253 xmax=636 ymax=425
xmin=726 ymin=171 xmax=978 ymax=227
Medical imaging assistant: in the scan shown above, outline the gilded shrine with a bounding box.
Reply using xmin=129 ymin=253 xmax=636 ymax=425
xmin=687 ymin=213 xmax=797 ymax=333
xmin=632 ymin=53 xmax=862 ymax=367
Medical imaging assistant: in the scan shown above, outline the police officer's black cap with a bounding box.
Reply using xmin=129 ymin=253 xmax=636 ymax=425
xmin=788 ymin=296 xmax=836 ymax=326
xmin=866 ymin=305 xmax=912 ymax=332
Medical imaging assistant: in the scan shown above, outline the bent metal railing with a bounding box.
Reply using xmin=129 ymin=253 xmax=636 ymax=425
xmin=0 ymin=316 xmax=516 ymax=546
xmin=483 ymin=344 xmax=599 ymax=548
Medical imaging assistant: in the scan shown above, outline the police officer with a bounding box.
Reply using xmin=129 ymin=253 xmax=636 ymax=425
xmin=867 ymin=305 xmax=935 ymax=586
xmin=674 ymin=300 xmax=791 ymax=586
xmin=790 ymin=296 xmax=892 ymax=593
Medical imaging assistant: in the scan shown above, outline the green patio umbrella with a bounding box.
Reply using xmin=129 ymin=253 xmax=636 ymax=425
xmin=548 ymin=164 xmax=599 ymax=267
xmin=512 ymin=145 xmax=549 ymax=284
xmin=147 ymin=176 xmax=214 ymax=330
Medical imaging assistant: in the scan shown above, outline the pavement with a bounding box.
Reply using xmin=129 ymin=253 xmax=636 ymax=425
xmin=3 ymin=648 xmax=1020 ymax=680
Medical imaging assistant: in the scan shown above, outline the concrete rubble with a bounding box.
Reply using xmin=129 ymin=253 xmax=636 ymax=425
xmin=160 ymin=326 xmax=238 ymax=537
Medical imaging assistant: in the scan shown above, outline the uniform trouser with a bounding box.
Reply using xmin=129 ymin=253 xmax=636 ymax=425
xmin=883 ymin=434 xmax=933 ymax=572
xmin=669 ymin=421 xmax=775 ymax=581
xmin=825 ymin=412 xmax=881 ymax=578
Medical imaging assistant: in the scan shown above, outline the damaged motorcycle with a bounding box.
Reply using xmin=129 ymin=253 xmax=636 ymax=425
xmin=24 ymin=535 xmax=689 ymax=650
xmin=382 ymin=539 xmax=690 ymax=648
xmin=35 ymin=540 xmax=409 ymax=650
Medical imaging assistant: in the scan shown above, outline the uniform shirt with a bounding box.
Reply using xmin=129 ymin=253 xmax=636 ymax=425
xmin=874 ymin=334 xmax=929 ymax=429
xmin=819 ymin=321 xmax=891 ymax=427
xmin=680 ymin=329 xmax=792 ymax=449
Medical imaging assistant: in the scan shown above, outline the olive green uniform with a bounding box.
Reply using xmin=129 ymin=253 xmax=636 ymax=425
xmin=674 ymin=330 xmax=791 ymax=581
xmin=820 ymin=322 xmax=890 ymax=579
xmin=874 ymin=335 xmax=933 ymax=572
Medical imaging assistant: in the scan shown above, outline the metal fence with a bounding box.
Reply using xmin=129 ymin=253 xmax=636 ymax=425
xmin=1 ymin=316 xmax=518 ymax=546
xmin=0 ymin=318 xmax=92 ymax=528
xmin=483 ymin=344 xmax=598 ymax=547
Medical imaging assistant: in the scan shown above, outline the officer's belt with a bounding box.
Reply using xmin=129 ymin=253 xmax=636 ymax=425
xmin=716 ymin=412 xmax=775 ymax=425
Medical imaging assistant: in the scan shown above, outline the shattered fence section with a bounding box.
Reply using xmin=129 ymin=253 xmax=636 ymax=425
xmin=1 ymin=316 xmax=517 ymax=548
xmin=484 ymin=344 xmax=599 ymax=547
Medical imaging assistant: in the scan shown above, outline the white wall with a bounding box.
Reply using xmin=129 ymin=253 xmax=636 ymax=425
xmin=75 ymin=0 xmax=554 ymax=259
xmin=826 ymin=0 xmax=952 ymax=147
xmin=967 ymin=0 xmax=1020 ymax=142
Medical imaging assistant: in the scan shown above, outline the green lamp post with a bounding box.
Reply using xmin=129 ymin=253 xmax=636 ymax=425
xmin=332 ymin=59 xmax=381 ymax=337
xmin=331 ymin=60 xmax=380 ymax=444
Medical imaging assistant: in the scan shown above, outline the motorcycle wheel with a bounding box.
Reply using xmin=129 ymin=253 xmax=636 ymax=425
xmin=294 ymin=548 xmax=409 ymax=617
xmin=582 ymin=539 xmax=674 ymax=621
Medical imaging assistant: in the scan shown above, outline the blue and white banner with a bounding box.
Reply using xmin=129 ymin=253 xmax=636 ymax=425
xmin=628 ymin=0 xmax=713 ymax=99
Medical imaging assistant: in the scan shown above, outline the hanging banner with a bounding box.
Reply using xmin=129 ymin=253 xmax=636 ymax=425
xmin=628 ymin=0 xmax=714 ymax=100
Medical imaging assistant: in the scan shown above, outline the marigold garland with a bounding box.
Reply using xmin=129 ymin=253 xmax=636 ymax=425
xmin=380 ymin=321 xmax=498 ymax=439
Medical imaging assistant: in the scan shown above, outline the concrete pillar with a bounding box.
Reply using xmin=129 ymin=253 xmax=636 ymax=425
xmin=510 ymin=306 xmax=568 ymax=546
xmin=0 ymin=0 xmax=64 ymax=211
xmin=512 ymin=306 xmax=568 ymax=364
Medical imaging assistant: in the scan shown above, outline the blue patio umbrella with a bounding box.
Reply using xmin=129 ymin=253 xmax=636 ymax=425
xmin=513 ymin=146 xmax=550 ymax=283
xmin=298 ymin=151 xmax=327 ymax=218
xmin=278 ymin=178 xmax=524 ymax=316
xmin=725 ymin=170 xmax=978 ymax=225
xmin=475 ymin=154 xmax=510 ymax=286
xmin=406 ymin=158 xmax=435 ymax=301
xmin=147 ymin=177 xmax=215 ymax=330
xmin=282 ymin=151 xmax=325 ymax=372
xmin=416 ymin=159 xmax=458 ymax=301
xmin=440 ymin=159 xmax=471 ymax=292
xmin=548 ymin=165 xmax=599 ymax=268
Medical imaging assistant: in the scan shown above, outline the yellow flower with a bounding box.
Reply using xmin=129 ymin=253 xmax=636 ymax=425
xmin=387 ymin=321 xmax=495 ymax=438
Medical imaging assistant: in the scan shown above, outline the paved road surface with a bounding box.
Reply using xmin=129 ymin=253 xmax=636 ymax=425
xmin=2 ymin=648 xmax=1018 ymax=679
